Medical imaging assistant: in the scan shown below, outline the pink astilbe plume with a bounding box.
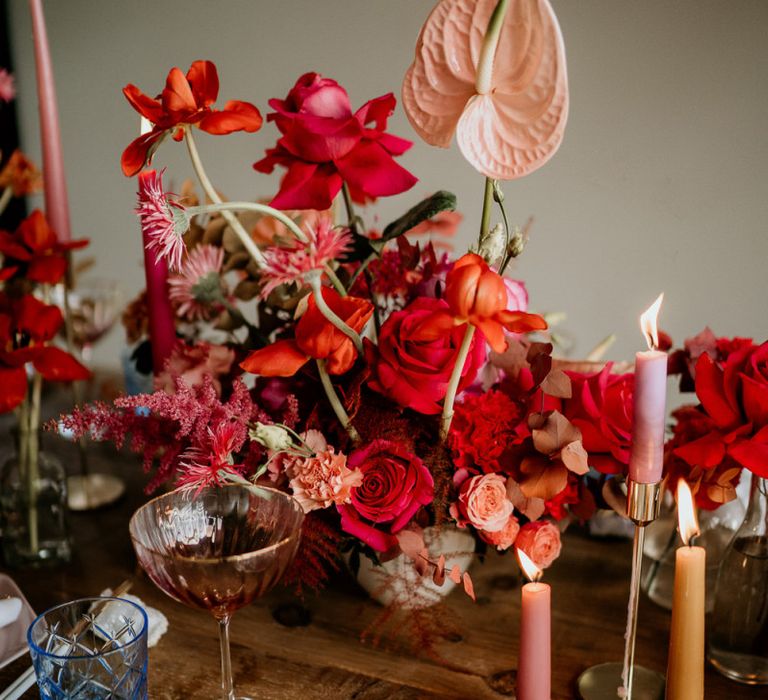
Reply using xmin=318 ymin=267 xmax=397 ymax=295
xmin=56 ymin=376 xmax=269 ymax=492
xmin=168 ymin=244 xmax=227 ymax=321
xmin=177 ymin=422 xmax=244 ymax=493
xmin=136 ymin=169 xmax=190 ymax=272
xmin=0 ymin=69 xmax=15 ymax=103
xmin=260 ymin=214 xmax=352 ymax=299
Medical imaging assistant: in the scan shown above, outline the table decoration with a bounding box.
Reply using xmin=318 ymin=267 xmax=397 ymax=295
xmin=665 ymin=479 xmax=705 ymax=700
xmin=516 ymin=549 xmax=551 ymax=700
xmin=578 ymin=296 xmax=668 ymax=700
xmin=129 ymin=484 xmax=304 ymax=700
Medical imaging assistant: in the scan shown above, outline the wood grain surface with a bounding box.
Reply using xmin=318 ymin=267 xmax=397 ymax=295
xmin=0 ymin=435 xmax=763 ymax=699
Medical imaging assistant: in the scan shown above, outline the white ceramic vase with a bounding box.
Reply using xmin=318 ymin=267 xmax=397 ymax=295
xmin=352 ymin=525 xmax=475 ymax=609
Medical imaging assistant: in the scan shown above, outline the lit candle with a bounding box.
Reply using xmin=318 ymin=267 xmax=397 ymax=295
xmin=139 ymin=118 xmax=176 ymax=374
xmin=665 ymin=480 xmax=705 ymax=700
xmin=29 ymin=0 xmax=71 ymax=242
xmin=628 ymin=293 xmax=667 ymax=484
xmin=517 ymin=549 xmax=551 ymax=700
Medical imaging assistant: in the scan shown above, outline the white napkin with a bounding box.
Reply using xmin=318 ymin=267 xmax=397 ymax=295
xmin=99 ymin=590 xmax=168 ymax=648
xmin=0 ymin=597 xmax=22 ymax=629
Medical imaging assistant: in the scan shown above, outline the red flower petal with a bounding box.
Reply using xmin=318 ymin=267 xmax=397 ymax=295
xmin=185 ymin=60 xmax=219 ymax=108
xmin=354 ymin=93 xmax=396 ymax=130
xmin=162 ymin=66 xmax=198 ymax=114
xmin=240 ymin=340 xmax=309 ymax=377
xmin=496 ymin=310 xmax=549 ymax=334
xmin=0 ymin=266 xmax=18 ymax=281
xmin=18 ymin=210 xmax=55 ymax=252
xmin=121 ymin=130 xmax=166 ymax=177
xmin=122 ymin=84 xmax=165 ymax=123
xmin=198 ymin=100 xmax=263 ymax=135
xmin=0 ymin=231 xmax=31 ymax=260
xmin=728 ymin=439 xmax=768 ymax=479
xmin=33 ymin=347 xmax=91 ymax=382
xmin=0 ymin=365 xmax=27 ymax=412
xmin=269 ymin=161 xmax=342 ymax=211
xmin=334 ymin=140 xmax=418 ymax=199
xmin=740 ymin=372 xmax=768 ymax=427
xmin=27 ymin=256 xmax=67 ymax=284
xmin=673 ymin=434 xmax=726 ymax=468
xmin=695 ymin=354 xmax=741 ymax=429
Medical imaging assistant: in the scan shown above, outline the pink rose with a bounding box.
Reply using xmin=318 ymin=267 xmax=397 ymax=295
xmin=480 ymin=514 xmax=521 ymax=551
xmin=155 ymin=341 xmax=235 ymax=396
xmin=515 ymin=520 xmax=562 ymax=570
xmin=503 ymin=278 xmax=529 ymax=312
xmin=366 ymin=297 xmax=487 ymax=414
xmin=337 ymin=440 xmax=433 ymax=552
xmin=450 ymin=473 xmax=513 ymax=533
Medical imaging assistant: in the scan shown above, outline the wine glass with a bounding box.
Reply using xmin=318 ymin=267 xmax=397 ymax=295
xmin=129 ymin=484 xmax=304 ymax=700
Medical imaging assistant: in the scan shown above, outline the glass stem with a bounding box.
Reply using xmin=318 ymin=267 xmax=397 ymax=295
xmin=217 ymin=614 xmax=236 ymax=700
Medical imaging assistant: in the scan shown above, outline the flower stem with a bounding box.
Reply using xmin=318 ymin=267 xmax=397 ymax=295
xmin=479 ymin=177 xmax=494 ymax=245
xmin=341 ymin=183 xmax=363 ymax=236
xmin=475 ymin=0 xmax=510 ymax=95
xmin=323 ymin=264 xmax=347 ymax=297
xmin=184 ymin=129 xmax=268 ymax=268
xmin=439 ymin=324 xmax=476 ymax=442
xmin=0 ymin=186 xmax=12 ymax=216
xmin=307 ymin=271 xmax=363 ymax=354
xmin=26 ymin=373 xmax=43 ymax=555
xmin=316 ymin=359 xmax=360 ymax=443
xmin=190 ymin=201 xmax=309 ymax=244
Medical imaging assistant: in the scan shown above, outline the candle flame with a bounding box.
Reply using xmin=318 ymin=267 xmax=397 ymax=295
xmin=517 ymin=548 xmax=543 ymax=583
xmin=639 ymin=293 xmax=664 ymax=350
xmin=676 ymin=479 xmax=700 ymax=545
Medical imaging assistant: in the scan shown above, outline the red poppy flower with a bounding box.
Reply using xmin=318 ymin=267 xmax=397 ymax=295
xmin=121 ymin=60 xmax=263 ymax=176
xmin=414 ymin=253 xmax=547 ymax=352
xmin=240 ymin=287 xmax=373 ymax=377
xmin=0 ymin=210 xmax=88 ymax=284
xmin=0 ymin=294 xmax=91 ymax=413
xmin=254 ymin=72 xmax=417 ymax=210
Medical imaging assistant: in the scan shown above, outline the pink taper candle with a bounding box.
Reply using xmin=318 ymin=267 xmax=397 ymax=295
xmin=29 ymin=0 xmax=71 ymax=241
xmin=138 ymin=120 xmax=176 ymax=373
xmin=628 ymin=294 xmax=667 ymax=483
xmin=517 ymin=550 xmax=551 ymax=700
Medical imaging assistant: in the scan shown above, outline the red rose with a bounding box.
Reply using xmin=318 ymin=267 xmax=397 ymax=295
xmin=694 ymin=342 xmax=768 ymax=477
xmin=563 ymin=364 xmax=633 ymax=475
xmin=254 ymin=73 xmax=417 ymax=210
xmin=337 ymin=440 xmax=433 ymax=552
xmin=366 ymin=297 xmax=487 ymax=415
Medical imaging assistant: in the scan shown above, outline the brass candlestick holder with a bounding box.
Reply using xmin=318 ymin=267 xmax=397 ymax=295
xmin=577 ymin=480 xmax=666 ymax=700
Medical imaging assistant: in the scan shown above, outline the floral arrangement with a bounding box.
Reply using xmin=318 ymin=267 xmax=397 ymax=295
xmin=59 ymin=2 xmax=648 ymax=613
xmin=663 ymin=328 xmax=768 ymax=510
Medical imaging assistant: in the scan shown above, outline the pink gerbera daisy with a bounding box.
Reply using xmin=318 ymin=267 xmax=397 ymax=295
xmin=176 ymin=422 xmax=244 ymax=494
xmin=136 ymin=169 xmax=190 ymax=272
xmin=168 ymin=244 xmax=227 ymax=321
xmin=260 ymin=214 xmax=352 ymax=299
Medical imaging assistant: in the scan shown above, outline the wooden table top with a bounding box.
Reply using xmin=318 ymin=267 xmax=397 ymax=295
xmin=0 ymin=437 xmax=763 ymax=700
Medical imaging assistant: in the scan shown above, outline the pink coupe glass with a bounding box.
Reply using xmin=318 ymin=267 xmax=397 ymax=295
xmin=129 ymin=484 xmax=304 ymax=699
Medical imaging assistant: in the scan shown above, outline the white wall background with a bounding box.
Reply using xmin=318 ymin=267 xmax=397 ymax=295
xmin=7 ymin=0 xmax=768 ymax=371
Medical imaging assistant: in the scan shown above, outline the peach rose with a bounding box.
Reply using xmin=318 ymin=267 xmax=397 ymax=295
xmin=480 ymin=514 xmax=521 ymax=551
xmin=451 ymin=473 xmax=513 ymax=533
xmin=515 ymin=520 xmax=562 ymax=569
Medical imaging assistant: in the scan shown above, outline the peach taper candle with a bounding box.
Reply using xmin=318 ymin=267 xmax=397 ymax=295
xmin=665 ymin=480 xmax=705 ymax=700
xmin=517 ymin=549 xmax=551 ymax=700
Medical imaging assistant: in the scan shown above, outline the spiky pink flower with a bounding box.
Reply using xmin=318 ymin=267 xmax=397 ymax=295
xmin=176 ymin=422 xmax=244 ymax=494
xmin=0 ymin=69 xmax=15 ymax=103
xmin=260 ymin=214 xmax=352 ymax=299
xmin=136 ymin=169 xmax=190 ymax=272
xmin=168 ymin=244 xmax=227 ymax=321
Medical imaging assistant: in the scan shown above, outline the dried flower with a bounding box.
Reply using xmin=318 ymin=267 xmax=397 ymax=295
xmin=476 ymin=223 xmax=506 ymax=266
xmin=136 ymin=169 xmax=190 ymax=272
xmin=168 ymin=244 xmax=227 ymax=321
xmin=260 ymin=214 xmax=352 ymax=299
xmin=0 ymin=150 xmax=42 ymax=196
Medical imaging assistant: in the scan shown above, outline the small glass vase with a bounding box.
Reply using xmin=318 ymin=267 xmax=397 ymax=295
xmin=708 ymin=473 xmax=768 ymax=685
xmin=641 ymin=491 xmax=744 ymax=611
xmin=0 ymin=429 xmax=71 ymax=568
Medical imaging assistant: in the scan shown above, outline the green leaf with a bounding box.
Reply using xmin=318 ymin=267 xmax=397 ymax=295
xmin=380 ymin=190 xmax=457 ymax=244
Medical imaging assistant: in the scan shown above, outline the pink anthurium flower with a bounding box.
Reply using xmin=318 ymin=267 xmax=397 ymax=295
xmin=402 ymin=0 xmax=569 ymax=180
